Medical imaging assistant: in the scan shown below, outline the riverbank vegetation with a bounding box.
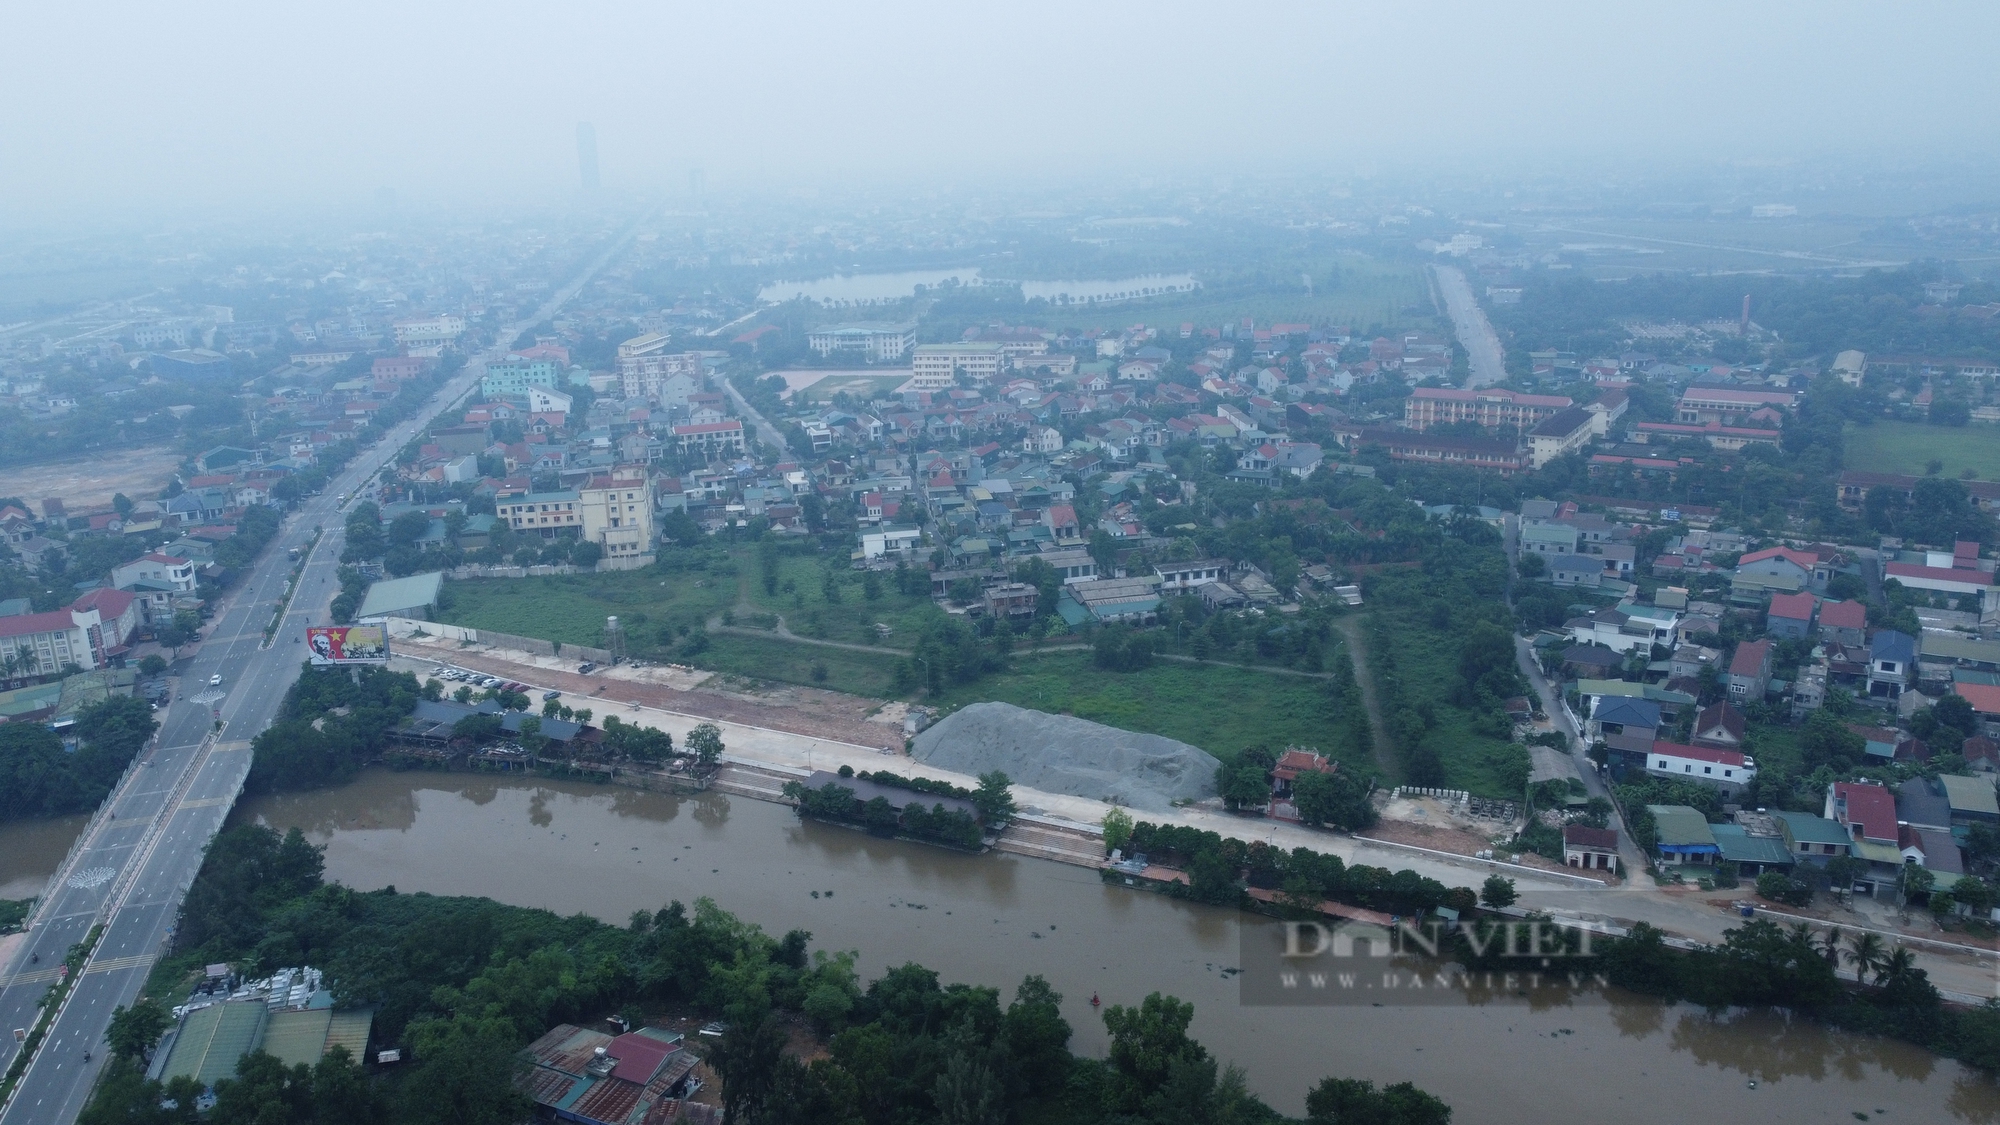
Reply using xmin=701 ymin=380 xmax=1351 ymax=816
xmin=1600 ymin=920 xmax=2000 ymax=1076
xmin=245 ymin=665 xmax=426 ymax=795
xmin=1116 ymin=820 xmax=1465 ymax=915
xmin=83 ymin=823 xmax=1453 ymax=1125
xmin=782 ymin=768 xmax=1015 ymax=850
xmin=0 ymin=696 xmax=157 ymax=823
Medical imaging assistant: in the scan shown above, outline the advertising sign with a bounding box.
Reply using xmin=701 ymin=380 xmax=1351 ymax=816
xmin=305 ymin=624 xmax=389 ymax=665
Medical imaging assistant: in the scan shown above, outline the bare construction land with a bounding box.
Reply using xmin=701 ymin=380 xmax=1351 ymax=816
xmin=0 ymin=445 xmax=182 ymax=509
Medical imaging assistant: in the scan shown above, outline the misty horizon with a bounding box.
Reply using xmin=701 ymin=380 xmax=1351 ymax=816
xmin=6 ymin=1 xmax=2000 ymax=225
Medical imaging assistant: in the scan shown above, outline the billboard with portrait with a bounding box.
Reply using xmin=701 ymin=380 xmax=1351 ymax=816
xmin=305 ymin=624 xmax=389 ymax=665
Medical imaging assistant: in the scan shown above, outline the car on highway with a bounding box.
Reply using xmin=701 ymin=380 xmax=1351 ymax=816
xmin=209 ymin=674 xmax=223 ymax=686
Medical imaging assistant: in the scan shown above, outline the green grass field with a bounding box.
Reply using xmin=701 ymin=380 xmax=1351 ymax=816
xmin=700 ymin=633 xmax=905 ymax=698
xmin=440 ymin=559 xmax=1386 ymax=767
xmin=437 ymin=554 xmax=943 ymax=694
xmin=931 ymin=651 xmax=1357 ymax=770
xmin=1844 ymin=421 xmax=2000 ymax=481
xmin=741 ymin=554 xmax=939 ymax=644
xmin=438 ymin=569 xmax=738 ymax=650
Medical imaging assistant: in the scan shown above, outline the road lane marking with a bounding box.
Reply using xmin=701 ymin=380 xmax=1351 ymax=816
xmin=177 ymin=797 xmax=229 ymax=810
xmin=84 ymin=955 xmax=155 ymax=975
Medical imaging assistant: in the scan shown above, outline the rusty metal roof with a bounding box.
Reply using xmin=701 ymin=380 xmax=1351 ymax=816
xmin=571 ymin=1075 xmax=644 ymax=1124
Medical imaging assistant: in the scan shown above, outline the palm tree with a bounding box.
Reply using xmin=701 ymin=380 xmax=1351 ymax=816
xmin=1817 ymin=926 xmax=1844 ymax=969
xmin=1845 ymin=931 xmax=1887 ymax=984
xmin=1877 ymin=947 xmax=1917 ymax=987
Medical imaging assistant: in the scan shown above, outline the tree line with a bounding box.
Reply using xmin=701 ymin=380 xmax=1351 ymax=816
xmin=1105 ymin=816 xmax=1464 ymax=917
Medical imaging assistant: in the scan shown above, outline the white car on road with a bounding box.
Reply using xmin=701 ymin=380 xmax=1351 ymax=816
xmin=209 ymin=674 xmax=223 ymax=686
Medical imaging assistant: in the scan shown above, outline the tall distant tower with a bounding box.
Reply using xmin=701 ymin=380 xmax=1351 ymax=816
xmin=576 ymin=122 xmax=600 ymax=191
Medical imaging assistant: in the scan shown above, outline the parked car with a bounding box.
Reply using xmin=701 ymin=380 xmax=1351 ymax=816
xmin=577 ymin=662 xmax=596 ymax=674
xmin=542 ymin=691 xmax=561 ymax=702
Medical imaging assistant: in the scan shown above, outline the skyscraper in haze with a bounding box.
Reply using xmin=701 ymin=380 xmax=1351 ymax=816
xmin=576 ymin=122 xmax=600 ymax=190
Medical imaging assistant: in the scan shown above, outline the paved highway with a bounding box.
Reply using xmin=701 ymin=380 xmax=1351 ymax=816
xmin=1431 ymin=264 xmax=1507 ymax=388
xmin=0 ymin=221 xmax=644 ymax=1123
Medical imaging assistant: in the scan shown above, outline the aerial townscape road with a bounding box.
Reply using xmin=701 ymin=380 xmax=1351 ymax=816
xmin=1431 ymin=263 xmax=1508 ymax=388
xmin=0 ymin=223 xmax=644 ymax=1125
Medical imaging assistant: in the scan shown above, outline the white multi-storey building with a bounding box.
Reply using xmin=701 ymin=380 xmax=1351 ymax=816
xmin=616 ymin=334 xmax=705 ymax=403
xmin=807 ymin=322 xmax=916 ymax=362
xmin=393 ymin=315 xmax=466 ymax=351
xmin=910 ymin=343 xmax=1005 ymax=389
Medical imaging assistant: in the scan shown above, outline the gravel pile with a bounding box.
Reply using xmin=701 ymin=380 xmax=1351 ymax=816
xmin=911 ymin=701 xmax=1220 ymax=812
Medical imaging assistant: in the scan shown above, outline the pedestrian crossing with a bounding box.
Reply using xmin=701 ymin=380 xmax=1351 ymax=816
xmin=0 ymin=968 xmax=61 ymax=989
xmin=85 ymin=955 xmax=155 ymax=976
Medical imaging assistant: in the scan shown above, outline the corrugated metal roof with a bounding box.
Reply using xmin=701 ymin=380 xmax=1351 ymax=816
xmin=162 ymin=1001 xmax=267 ymax=1087
xmin=356 ymin=570 xmax=443 ymax=618
xmin=571 ymin=1074 xmax=645 ymax=1124
xmin=1646 ymin=805 xmax=1718 ymax=850
xmin=261 ymin=1008 xmax=333 ymax=1068
xmin=645 ymin=1052 xmax=699 ymax=1099
xmin=1941 ymin=773 xmax=2000 ymax=817
xmin=1710 ymin=824 xmax=1793 ymax=867
xmin=1774 ymin=810 xmax=1849 ymax=847
xmin=524 ymin=1065 xmax=581 ymax=1107
xmin=323 ymin=1009 xmax=374 ymax=1062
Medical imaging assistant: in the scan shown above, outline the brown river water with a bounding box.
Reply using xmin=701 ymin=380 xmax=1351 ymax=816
xmin=10 ymin=769 xmax=1993 ymax=1122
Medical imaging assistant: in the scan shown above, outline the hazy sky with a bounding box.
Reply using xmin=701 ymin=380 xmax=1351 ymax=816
xmin=6 ymin=1 xmax=1998 ymax=222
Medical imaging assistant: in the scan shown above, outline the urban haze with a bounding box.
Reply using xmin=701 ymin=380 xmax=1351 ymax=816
xmin=2 ymin=4 xmax=2000 ymax=1125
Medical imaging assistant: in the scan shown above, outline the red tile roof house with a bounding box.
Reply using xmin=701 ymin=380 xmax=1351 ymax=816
xmin=1825 ymin=780 xmax=1905 ymax=898
xmin=1956 ymin=682 xmax=2000 ymax=739
xmin=1645 ymin=740 xmax=1756 ymax=792
xmin=1765 ymin=591 xmax=1817 ymax=640
xmin=1817 ymin=599 xmax=1867 ymax=648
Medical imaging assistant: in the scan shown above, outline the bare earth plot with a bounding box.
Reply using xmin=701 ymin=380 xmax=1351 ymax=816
xmin=0 ymin=445 xmax=182 ymax=509
xmin=770 ymin=369 xmax=912 ymax=402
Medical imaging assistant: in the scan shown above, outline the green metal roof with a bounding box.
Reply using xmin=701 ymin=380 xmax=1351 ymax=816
xmin=356 ymin=570 xmax=444 ymax=618
xmin=1773 ymin=810 xmax=1851 ymax=847
xmin=261 ymin=1008 xmax=334 ymax=1069
xmin=160 ymin=1002 xmax=267 ymax=1087
xmin=1940 ymin=774 xmax=2000 ymax=818
xmin=1646 ymin=805 xmax=1717 ymax=849
xmin=1711 ymin=824 xmax=1794 ymax=867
